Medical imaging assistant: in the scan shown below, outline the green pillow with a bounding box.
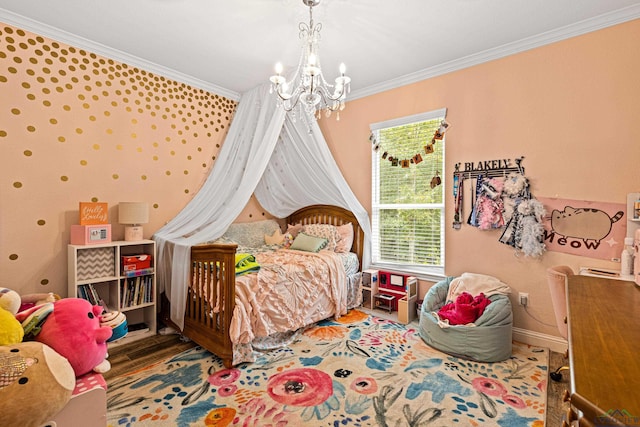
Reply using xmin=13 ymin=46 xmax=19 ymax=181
xmin=290 ymin=232 xmax=328 ymax=252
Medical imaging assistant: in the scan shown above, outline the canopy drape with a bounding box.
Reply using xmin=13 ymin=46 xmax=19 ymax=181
xmin=153 ymin=83 xmax=371 ymax=329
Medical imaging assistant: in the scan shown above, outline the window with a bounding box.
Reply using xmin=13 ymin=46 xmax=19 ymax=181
xmin=370 ymin=108 xmax=446 ymax=277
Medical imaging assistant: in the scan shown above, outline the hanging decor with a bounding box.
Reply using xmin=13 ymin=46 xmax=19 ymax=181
xmin=269 ymin=0 xmax=351 ymax=121
xmin=452 ymin=157 xmax=547 ymax=258
xmin=369 ymin=119 xmax=450 ymax=169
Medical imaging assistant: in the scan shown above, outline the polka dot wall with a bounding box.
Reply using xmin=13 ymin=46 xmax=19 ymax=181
xmin=0 ymin=23 xmax=269 ymax=297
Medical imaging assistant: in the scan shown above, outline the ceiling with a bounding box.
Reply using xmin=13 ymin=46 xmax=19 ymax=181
xmin=1 ymin=0 xmax=639 ymax=101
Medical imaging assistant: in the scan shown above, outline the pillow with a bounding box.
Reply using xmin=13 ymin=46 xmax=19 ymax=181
xmin=286 ymin=223 xmax=303 ymax=238
xmin=335 ymin=223 xmax=354 ymax=253
xmin=222 ymin=219 xmax=281 ymax=248
xmin=303 ymin=224 xmax=341 ymax=252
xmin=289 ymin=232 xmax=328 ymax=253
xmin=265 ymin=229 xmax=285 ymax=246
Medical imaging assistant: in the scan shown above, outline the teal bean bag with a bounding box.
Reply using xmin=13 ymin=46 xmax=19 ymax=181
xmin=418 ymin=276 xmax=513 ymax=362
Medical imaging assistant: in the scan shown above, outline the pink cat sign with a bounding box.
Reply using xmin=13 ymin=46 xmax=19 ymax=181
xmin=539 ymin=197 xmax=626 ymax=260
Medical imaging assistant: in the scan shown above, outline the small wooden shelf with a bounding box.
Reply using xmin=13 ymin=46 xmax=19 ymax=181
xmin=68 ymin=239 xmax=157 ymax=348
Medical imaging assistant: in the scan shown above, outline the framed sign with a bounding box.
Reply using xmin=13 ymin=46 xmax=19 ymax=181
xmin=79 ymin=202 xmax=108 ymax=225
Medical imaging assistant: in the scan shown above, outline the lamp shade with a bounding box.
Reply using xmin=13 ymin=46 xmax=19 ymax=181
xmin=118 ymin=202 xmax=149 ymax=225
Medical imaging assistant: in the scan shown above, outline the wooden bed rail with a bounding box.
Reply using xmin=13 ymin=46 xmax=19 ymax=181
xmin=186 ymin=243 xmax=237 ymax=368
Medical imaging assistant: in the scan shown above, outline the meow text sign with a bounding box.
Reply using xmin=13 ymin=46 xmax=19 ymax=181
xmin=539 ymin=197 xmax=626 ymax=261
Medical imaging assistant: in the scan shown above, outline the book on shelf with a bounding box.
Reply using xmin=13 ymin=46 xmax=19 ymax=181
xmin=123 ymin=267 xmax=154 ymax=277
xmin=78 ymin=283 xmax=102 ymax=306
xmin=120 ymin=275 xmax=153 ymax=309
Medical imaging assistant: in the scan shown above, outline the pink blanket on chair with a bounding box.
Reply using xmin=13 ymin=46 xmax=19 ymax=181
xmin=437 ymin=292 xmax=491 ymax=325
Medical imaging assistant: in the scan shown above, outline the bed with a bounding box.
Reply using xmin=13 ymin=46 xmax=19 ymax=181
xmin=160 ymin=205 xmax=365 ymax=368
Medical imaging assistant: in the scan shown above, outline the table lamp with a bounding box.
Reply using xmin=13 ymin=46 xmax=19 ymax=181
xmin=118 ymin=202 xmax=149 ymax=241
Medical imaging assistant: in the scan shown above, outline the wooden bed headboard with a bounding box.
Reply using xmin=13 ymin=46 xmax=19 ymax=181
xmin=286 ymin=204 xmax=365 ymax=269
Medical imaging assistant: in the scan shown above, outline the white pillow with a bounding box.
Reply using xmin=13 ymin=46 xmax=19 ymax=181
xmin=303 ymin=224 xmax=341 ymax=252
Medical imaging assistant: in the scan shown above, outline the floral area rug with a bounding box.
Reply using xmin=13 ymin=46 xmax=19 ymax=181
xmin=107 ymin=310 xmax=548 ymax=426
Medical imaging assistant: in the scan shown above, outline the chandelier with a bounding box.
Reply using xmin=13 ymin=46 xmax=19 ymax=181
xmin=269 ymin=0 xmax=350 ymax=120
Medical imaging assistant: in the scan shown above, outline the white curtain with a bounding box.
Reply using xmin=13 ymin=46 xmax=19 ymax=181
xmin=153 ymin=83 xmax=371 ymax=329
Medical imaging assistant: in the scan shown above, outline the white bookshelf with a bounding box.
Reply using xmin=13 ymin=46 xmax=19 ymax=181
xmin=68 ymin=239 xmax=157 ymax=347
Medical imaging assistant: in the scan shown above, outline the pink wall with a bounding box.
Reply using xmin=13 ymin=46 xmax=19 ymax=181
xmin=2 ymin=19 xmax=639 ymax=341
xmin=320 ymin=19 xmax=640 ymax=339
xmin=0 ymin=24 xmax=267 ymax=297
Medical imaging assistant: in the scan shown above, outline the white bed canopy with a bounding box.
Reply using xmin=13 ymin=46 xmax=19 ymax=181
xmin=153 ymin=82 xmax=371 ymax=329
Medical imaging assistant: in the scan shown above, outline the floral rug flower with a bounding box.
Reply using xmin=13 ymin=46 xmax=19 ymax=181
xmin=107 ymin=310 xmax=548 ymax=426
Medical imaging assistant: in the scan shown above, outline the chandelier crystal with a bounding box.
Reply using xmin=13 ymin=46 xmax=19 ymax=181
xmin=270 ymin=0 xmax=350 ymax=120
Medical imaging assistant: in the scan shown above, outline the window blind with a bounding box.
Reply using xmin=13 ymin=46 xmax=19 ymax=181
xmin=371 ymin=109 xmax=446 ymax=270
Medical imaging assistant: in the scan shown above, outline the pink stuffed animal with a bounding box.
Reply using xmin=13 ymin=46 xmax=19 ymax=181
xmin=17 ymin=298 xmax=112 ymax=376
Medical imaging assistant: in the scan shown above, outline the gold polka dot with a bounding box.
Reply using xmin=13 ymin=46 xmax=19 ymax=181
xmin=23 ymin=150 xmax=32 ymax=156
xmin=92 ymin=143 xmax=100 ymax=150
xmin=106 ymin=128 xmax=113 ymax=134
xmin=11 ymin=108 xmax=20 ymax=115
xmin=13 ymin=182 xmax=22 ymax=188
xmin=136 ymin=147 xmax=142 ymax=152
xmin=58 ymin=136 xmax=66 ymax=142
xmin=49 ymin=118 xmax=58 ymax=124
xmin=37 ymin=219 xmax=46 ymax=226
xmin=89 ymin=115 xmax=96 ymax=121
xmin=60 ymin=176 xmax=69 ymax=182
xmin=184 ymin=170 xmax=189 ymax=175
xmin=184 ymin=189 xmax=190 ymax=194
xmin=91 ymin=197 xmax=99 ymax=202
xmin=112 ymin=174 xmax=119 ymax=180
xmin=80 ymin=160 xmax=87 ymax=166
xmin=76 ymin=128 xmax=83 ymax=134
xmin=63 ymin=105 xmax=71 ymax=111
xmin=40 ymin=279 xmax=49 ymax=285
xmin=165 ymin=171 xmax=171 ymax=176
xmin=27 ymin=125 xmax=36 ymax=132
xmin=0 ymin=130 xmax=7 ymax=137
xmin=141 ymin=175 xmax=147 ymax=180
xmin=153 ymin=203 xmax=159 ymax=209
xmin=9 ymin=254 xmax=18 ymax=261
xmin=116 ymin=144 xmax=123 ymax=150
xmin=131 ymin=133 xmax=137 ymax=138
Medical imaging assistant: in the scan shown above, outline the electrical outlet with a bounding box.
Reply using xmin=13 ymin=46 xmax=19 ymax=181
xmin=518 ymin=292 xmax=529 ymax=307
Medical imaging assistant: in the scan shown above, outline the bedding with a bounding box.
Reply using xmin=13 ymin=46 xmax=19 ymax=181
xmin=162 ymin=205 xmax=366 ymax=368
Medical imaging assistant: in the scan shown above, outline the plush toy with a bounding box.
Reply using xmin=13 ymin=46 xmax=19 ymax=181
xmin=17 ymin=298 xmax=113 ymax=376
xmin=0 ymin=341 xmax=75 ymax=427
xmin=0 ymin=287 xmax=26 ymax=345
xmin=0 ymin=287 xmax=21 ymax=315
xmin=18 ymin=291 xmax=59 ymax=313
xmin=0 ymin=306 xmax=24 ymax=345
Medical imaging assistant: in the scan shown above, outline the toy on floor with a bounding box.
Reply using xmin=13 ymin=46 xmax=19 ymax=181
xmin=17 ymin=298 xmax=113 ymax=376
xmin=0 ymin=341 xmax=76 ymax=427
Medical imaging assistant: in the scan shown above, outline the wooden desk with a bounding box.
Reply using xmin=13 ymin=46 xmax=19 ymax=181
xmin=567 ymin=275 xmax=640 ymax=426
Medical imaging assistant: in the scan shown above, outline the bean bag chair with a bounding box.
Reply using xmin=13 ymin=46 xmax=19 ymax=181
xmin=419 ymin=275 xmax=513 ymax=362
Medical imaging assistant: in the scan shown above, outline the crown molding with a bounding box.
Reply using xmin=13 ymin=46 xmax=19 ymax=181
xmin=349 ymin=4 xmax=640 ymax=101
xmin=0 ymin=8 xmax=242 ymax=101
xmin=2 ymin=5 xmax=639 ymax=103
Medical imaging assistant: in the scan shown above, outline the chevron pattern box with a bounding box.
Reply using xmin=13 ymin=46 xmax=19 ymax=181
xmin=77 ymin=247 xmax=116 ymax=280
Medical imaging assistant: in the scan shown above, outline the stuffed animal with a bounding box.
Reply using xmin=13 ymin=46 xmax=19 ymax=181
xmin=0 ymin=306 xmax=24 ymax=345
xmin=0 ymin=287 xmax=26 ymax=345
xmin=0 ymin=287 xmax=21 ymax=315
xmin=17 ymin=298 xmax=113 ymax=376
xmin=0 ymin=341 xmax=75 ymax=427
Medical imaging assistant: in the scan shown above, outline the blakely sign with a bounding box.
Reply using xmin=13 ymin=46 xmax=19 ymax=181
xmin=79 ymin=202 xmax=108 ymax=225
xmin=460 ymin=159 xmax=514 ymax=172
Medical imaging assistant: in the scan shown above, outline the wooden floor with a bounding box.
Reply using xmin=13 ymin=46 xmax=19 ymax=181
xmin=104 ymin=333 xmax=570 ymax=425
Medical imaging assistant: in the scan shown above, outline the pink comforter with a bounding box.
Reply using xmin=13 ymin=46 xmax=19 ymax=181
xmin=229 ymin=249 xmax=347 ymax=345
